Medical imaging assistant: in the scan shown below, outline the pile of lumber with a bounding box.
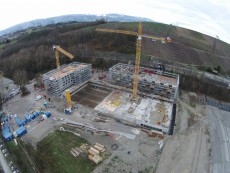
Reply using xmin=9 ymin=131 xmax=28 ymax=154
xmin=94 ymin=143 xmax=105 ymax=152
xmin=70 ymin=147 xmax=82 ymax=157
xmin=88 ymin=143 xmax=105 ymax=164
xmin=142 ymin=129 xmax=164 ymax=139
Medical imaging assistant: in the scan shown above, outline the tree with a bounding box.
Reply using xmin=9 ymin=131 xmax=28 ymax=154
xmin=13 ymin=70 xmax=30 ymax=96
xmin=214 ymin=65 xmax=221 ymax=73
xmin=13 ymin=70 xmax=28 ymax=87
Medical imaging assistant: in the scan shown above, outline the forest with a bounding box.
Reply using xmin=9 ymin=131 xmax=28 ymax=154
xmin=0 ymin=20 xmax=230 ymax=102
xmin=0 ymin=20 xmax=135 ymax=81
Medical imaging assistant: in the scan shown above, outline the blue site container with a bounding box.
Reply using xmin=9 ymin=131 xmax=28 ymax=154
xmin=16 ymin=126 xmax=27 ymax=137
xmin=35 ymin=110 xmax=42 ymax=115
xmin=20 ymin=119 xmax=27 ymax=126
xmin=25 ymin=114 xmax=31 ymax=122
xmin=33 ymin=112 xmax=39 ymax=117
xmin=3 ymin=117 xmax=8 ymax=122
xmin=30 ymin=114 xmax=35 ymax=120
xmin=4 ymin=132 xmax=13 ymax=141
xmin=44 ymin=112 xmax=51 ymax=118
xmin=2 ymin=128 xmax=13 ymax=141
xmin=3 ymin=122 xmax=9 ymax=129
xmin=2 ymin=128 xmax=10 ymax=136
xmin=15 ymin=118 xmax=21 ymax=126
xmin=15 ymin=117 xmax=27 ymax=127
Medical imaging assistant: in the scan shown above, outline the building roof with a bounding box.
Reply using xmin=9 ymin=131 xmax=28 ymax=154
xmin=109 ymin=63 xmax=179 ymax=87
xmin=44 ymin=62 xmax=88 ymax=81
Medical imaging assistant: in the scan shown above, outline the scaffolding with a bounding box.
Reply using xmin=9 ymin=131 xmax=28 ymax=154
xmin=108 ymin=63 xmax=179 ymax=101
xmin=43 ymin=62 xmax=92 ymax=96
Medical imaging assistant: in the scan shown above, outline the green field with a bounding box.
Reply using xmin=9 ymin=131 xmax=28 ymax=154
xmin=5 ymin=140 xmax=35 ymax=173
xmin=36 ymin=131 xmax=96 ymax=173
xmin=5 ymin=131 xmax=96 ymax=173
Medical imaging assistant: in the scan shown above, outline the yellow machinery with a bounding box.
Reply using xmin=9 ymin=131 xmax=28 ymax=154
xmin=96 ymin=21 xmax=171 ymax=101
xmin=65 ymin=89 xmax=72 ymax=108
xmin=53 ymin=45 xmax=74 ymax=68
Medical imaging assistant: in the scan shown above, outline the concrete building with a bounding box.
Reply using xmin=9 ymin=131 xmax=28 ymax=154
xmin=43 ymin=62 xmax=92 ymax=96
xmin=95 ymin=90 xmax=175 ymax=134
xmin=108 ymin=63 xmax=179 ymax=102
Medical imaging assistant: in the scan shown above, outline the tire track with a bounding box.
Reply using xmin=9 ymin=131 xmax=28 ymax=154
xmin=191 ymin=127 xmax=203 ymax=173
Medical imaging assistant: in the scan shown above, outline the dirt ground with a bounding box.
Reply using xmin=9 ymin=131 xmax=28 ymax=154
xmin=71 ymin=84 xmax=112 ymax=108
xmin=3 ymin=81 xmax=213 ymax=173
xmin=156 ymin=91 xmax=211 ymax=173
xmin=3 ymin=82 xmax=163 ymax=173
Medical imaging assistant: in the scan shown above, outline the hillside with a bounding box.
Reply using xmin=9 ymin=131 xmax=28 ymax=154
xmin=0 ymin=20 xmax=230 ymax=82
xmin=0 ymin=14 xmax=152 ymax=36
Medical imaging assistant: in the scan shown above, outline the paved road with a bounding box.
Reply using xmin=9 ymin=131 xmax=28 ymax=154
xmin=0 ymin=150 xmax=11 ymax=173
xmin=208 ymin=106 xmax=230 ymax=173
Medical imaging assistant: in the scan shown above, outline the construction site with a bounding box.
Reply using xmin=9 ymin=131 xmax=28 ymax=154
xmin=43 ymin=62 xmax=92 ymax=96
xmin=1 ymin=21 xmax=214 ymax=173
xmin=108 ymin=63 xmax=179 ymax=101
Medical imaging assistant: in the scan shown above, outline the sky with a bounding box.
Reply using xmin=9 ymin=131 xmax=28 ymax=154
xmin=1 ymin=0 xmax=230 ymax=44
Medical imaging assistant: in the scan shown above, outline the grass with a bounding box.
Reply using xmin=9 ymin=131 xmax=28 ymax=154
xmin=4 ymin=130 xmax=98 ymax=173
xmin=190 ymin=30 xmax=205 ymax=40
xmin=36 ymin=130 xmax=96 ymax=173
xmin=189 ymin=97 xmax=196 ymax=108
xmin=5 ymin=140 xmax=35 ymax=173
xmin=98 ymin=22 xmax=177 ymax=36
xmin=0 ymin=40 xmax=17 ymax=49
xmin=187 ymin=109 xmax=196 ymax=127
xmin=176 ymin=36 xmax=212 ymax=52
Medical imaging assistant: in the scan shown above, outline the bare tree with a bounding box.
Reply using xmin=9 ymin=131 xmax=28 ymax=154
xmin=13 ymin=70 xmax=28 ymax=87
xmin=13 ymin=70 xmax=30 ymax=96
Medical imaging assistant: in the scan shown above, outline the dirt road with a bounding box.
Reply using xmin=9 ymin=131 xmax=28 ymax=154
xmin=208 ymin=106 xmax=230 ymax=173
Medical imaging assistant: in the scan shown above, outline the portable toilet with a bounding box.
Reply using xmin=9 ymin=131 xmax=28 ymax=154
xmin=16 ymin=126 xmax=27 ymax=137
xmin=43 ymin=102 xmax=47 ymax=108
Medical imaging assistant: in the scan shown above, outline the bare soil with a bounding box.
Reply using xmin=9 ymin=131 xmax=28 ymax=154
xmin=156 ymin=91 xmax=211 ymax=173
xmin=71 ymin=84 xmax=112 ymax=108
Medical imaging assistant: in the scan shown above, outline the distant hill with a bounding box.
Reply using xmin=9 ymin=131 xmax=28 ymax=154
xmin=0 ymin=14 xmax=152 ymax=36
xmin=0 ymin=20 xmax=230 ymax=83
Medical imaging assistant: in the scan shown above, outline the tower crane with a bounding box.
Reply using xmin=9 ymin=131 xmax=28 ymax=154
xmin=52 ymin=45 xmax=75 ymax=109
xmin=65 ymin=89 xmax=72 ymax=109
xmin=52 ymin=45 xmax=74 ymax=68
xmin=96 ymin=21 xmax=171 ymax=101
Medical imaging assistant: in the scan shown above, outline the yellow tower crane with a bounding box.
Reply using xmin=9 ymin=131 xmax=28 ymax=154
xmin=96 ymin=21 xmax=171 ymax=101
xmin=53 ymin=45 xmax=74 ymax=68
xmin=52 ymin=45 xmax=75 ymax=109
xmin=65 ymin=89 xmax=72 ymax=109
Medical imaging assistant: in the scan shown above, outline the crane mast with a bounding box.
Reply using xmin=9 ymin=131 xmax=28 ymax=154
xmin=52 ymin=45 xmax=75 ymax=108
xmin=132 ymin=21 xmax=142 ymax=100
xmin=96 ymin=22 xmax=171 ymax=101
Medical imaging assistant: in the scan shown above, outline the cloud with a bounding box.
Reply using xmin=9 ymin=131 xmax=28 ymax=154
xmin=0 ymin=0 xmax=229 ymax=43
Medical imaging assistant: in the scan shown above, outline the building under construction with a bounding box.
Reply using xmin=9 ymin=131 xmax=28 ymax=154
xmin=43 ymin=62 xmax=92 ymax=96
xmin=108 ymin=63 xmax=179 ymax=102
